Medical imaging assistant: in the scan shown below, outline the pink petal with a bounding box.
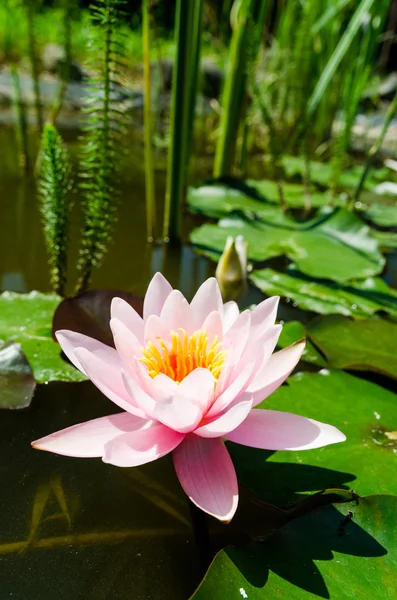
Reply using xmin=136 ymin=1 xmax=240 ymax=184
xmin=153 ymin=396 xmax=203 ymax=433
xmin=110 ymin=297 xmax=144 ymax=342
xmin=110 ymin=318 xmax=142 ymax=377
xmin=144 ymin=314 xmax=172 ymax=344
xmin=248 ymin=341 xmax=306 ymax=406
xmin=143 ymin=272 xmax=173 ymax=320
xmin=222 ymin=301 xmax=239 ymax=332
xmin=173 ymin=435 xmax=238 ymax=522
xmin=207 ymin=358 xmax=256 ymax=417
xmin=216 ymin=311 xmax=251 ymax=395
xmin=178 ymin=368 xmax=215 ymax=412
xmin=151 ymin=374 xmax=179 ymax=402
xmin=32 ymin=412 xmax=147 ymax=457
xmin=195 ymin=399 xmax=253 ymax=438
xmin=74 ymin=348 xmax=145 ymax=417
xmin=160 ymin=290 xmax=194 ymax=333
xmin=201 ymin=311 xmax=224 ymax=343
xmin=225 ymin=409 xmax=346 ymax=450
xmin=239 ymin=324 xmax=282 ymax=371
xmin=190 ymin=278 xmax=223 ymax=328
xmin=250 ymin=297 xmax=280 ymax=340
xmin=122 ymin=370 xmax=156 ymax=416
xmin=55 ymin=330 xmax=120 ymax=376
xmin=103 ymin=422 xmax=184 ymax=467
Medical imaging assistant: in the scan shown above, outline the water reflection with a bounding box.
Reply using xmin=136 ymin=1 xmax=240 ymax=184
xmin=0 ymin=381 xmax=201 ymax=599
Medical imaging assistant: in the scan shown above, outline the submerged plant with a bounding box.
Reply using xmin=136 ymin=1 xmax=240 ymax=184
xmin=32 ymin=274 xmax=345 ymax=521
xmin=76 ymin=0 xmax=126 ymax=293
xmin=38 ymin=124 xmax=73 ymax=296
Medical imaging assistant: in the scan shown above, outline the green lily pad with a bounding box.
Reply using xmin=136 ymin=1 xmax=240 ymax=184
xmin=363 ymin=202 xmax=397 ymax=227
xmin=229 ymin=370 xmax=397 ymax=506
xmin=307 ymin=315 xmax=397 ymax=379
xmin=191 ymin=208 xmax=385 ymax=283
xmin=192 ymin=495 xmax=396 ymax=600
xmin=278 ymin=321 xmax=327 ymax=367
xmin=249 ymin=268 xmax=397 ymax=318
xmin=0 ymin=291 xmax=86 ymax=383
xmin=372 ymin=229 xmax=397 ymax=249
xmin=282 ymin=156 xmax=388 ymax=189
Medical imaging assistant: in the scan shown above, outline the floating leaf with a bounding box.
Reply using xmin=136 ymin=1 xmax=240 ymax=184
xmin=192 ymin=495 xmax=396 ymax=600
xmin=363 ymin=202 xmax=397 ymax=227
xmin=307 ymin=315 xmax=397 ymax=379
xmin=229 ymin=370 xmax=397 ymax=505
xmin=250 ymin=268 xmax=397 ymax=318
xmin=0 ymin=291 xmax=85 ymax=383
xmin=0 ymin=341 xmax=36 ymax=409
xmin=277 ymin=321 xmax=327 ymax=367
xmin=191 ymin=208 xmax=385 ymax=283
xmin=52 ymin=289 xmax=144 ymax=347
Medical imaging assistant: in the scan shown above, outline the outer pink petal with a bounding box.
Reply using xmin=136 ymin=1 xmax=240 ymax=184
xmin=103 ymin=422 xmax=184 ymax=467
xmin=110 ymin=318 xmax=142 ymax=377
xmin=56 ymin=330 xmax=120 ymax=376
xmin=216 ymin=311 xmax=251 ymax=395
xmin=222 ymin=301 xmax=239 ymax=332
xmin=225 ymin=409 xmax=346 ymax=450
xmin=195 ymin=399 xmax=253 ymax=438
xmin=190 ymin=278 xmax=223 ymax=328
xmin=178 ymin=368 xmax=215 ymax=412
xmin=110 ymin=297 xmax=144 ymax=343
xmin=248 ymin=341 xmax=306 ymax=406
xmin=250 ymin=297 xmax=280 ymax=340
xmin=32 ymin=412 xmax=147 ymax=457
xmin=160 ymin=290 xmax=194 ymax=333
xmin=173 ymin=435 xmax=238 ymax=522
xmin=122 ymin=370 xmax=156 ymax=416
xmin=238 ymin=324 xmax=282 ymax=372
xmin=143 ymin=272 xmax=173 ymax=321
xmin=74 ymin=348 xmax=145 ymax=418
xmin=153 ymin=396 xmax=203 ymax=433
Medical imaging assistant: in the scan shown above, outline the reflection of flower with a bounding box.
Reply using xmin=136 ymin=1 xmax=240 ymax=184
xmin=215 ymin=235 xmax=248 ymax=301
xmin=32 ymin=273 xmax=345 ymax=521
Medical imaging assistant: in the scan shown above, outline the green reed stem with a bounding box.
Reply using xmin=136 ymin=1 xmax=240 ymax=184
xmin=142 ymin=0 xmax=156 ymax=242
xmin=25 ymin=0 xmax=43 ymax=132
xmin=11 ymin=65 xmax=30 ymax=173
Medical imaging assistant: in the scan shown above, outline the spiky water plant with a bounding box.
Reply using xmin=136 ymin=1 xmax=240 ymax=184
xmin=76 ymin=0 xmax=126 ymax=293
xmin=38 ymin=124 xmax=73 ymax=296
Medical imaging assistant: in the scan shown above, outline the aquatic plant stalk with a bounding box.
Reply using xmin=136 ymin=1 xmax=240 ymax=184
xmin=49 ymin=0 xmax=74 ymax=126
xmin=38 ymin=124 xmax=73 ymax=296
xmin=142 ymin=0 xmax=156 ymax=242
xmin=163 ymin=0 xmax=202 ymax=242
xmin=11 ymin=65 xmax=30 ymax=172
xmin=76 ymin=0 xmax=126 ymax=293
xmin=355 ymin=88 xmax=397 ymax=200
xmin=25 ymin=0 xmax=43 ymax=131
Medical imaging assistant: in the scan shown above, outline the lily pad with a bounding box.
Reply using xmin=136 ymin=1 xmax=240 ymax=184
xmin=191 ymin=208 xmax=385 ymax=283
xmin=363 ymin=202 xmax=397 ymax=227
xmin=229 ymin=370 xmax=397 ymax=507
xmin=307 ymin=315 xmax=397 ymax=379
xmin=249 ymin=268 xmax=397 ymax=318
xmin=0 ymin=291 xmax=86 ymax=383
xmin=192 ymin=495 xmax=396 ymax=600
xmin=0 ymin=341 xmax=36 ymax=409
xmin=277 ymin=321 xmax=327 ymax=367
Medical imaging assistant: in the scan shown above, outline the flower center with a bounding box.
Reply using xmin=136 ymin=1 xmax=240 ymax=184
xmin=140 ymin=328 xmax=226 ymax=383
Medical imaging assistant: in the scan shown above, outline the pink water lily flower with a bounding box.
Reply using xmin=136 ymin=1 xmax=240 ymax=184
xmin=32 ymin=273 xmax=345 ymax=522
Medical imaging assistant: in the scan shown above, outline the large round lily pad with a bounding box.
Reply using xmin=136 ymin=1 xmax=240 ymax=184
xmin=229 ymin=370 xmax=397 ymax=505
xmin=250 ymin=268 xmax=397 ymax=318
xmin=192 ymin=495 xmax=397 ymax=600
xmin=190 ymin=208 xmax=384 ymax=283
xmin=307 ymin=315 xmax=397 ymax=379
xmin=0 ymin=291 xmax=86 ymax=383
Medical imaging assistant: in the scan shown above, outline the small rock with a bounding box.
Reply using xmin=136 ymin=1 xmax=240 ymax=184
xmin=41 ymin=43 xmax=86 ymax=82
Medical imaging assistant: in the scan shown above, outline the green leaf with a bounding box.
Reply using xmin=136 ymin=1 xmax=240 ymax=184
xmin=249 ymin=268 xmax=397 ymax=318
xmin=277 ymin=321 xmax=327 ymax=367
xmin=363 ymin=202 xmax=397 ymax=227
xmin=307 ymin=315 xmax=397 ymax=379
xmin=229 ymin=370 xmax=397 ymax=505
xmin=191 ymin=208 xmax=385 ymax=283
xmin=0 ymin=291 xmax=86 ymax=383
xmin=192 ymin=495 xmax=397 ymax=600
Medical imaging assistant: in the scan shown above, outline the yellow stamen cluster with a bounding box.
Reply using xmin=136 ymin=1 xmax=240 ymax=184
xmin=140 ymin=328 xmax=226 ymax=383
